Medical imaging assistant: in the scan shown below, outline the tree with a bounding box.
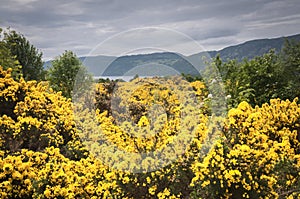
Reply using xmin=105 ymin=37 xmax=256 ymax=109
xmin=281 ymin=39 xmax=300 ymax=99
xmin=0 ymin=28 xmax=22 ymax=79
xmin=210 ymin=55 xmax=254 ymax=109
xmin=242 ymin=50 xmax=284 ymax=105
xmin=47 ymin=50 xmax=91 ymax=99
xmin=213 ymin=50 xmax=285 ymax=107
xmin=3 ymin=28 xmax=45 ymax=81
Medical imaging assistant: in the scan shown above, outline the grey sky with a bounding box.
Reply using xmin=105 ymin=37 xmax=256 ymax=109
xmin=1 ymin=0 xmax=300 ymax=60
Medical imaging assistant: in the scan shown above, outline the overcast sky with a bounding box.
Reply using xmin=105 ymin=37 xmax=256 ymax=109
xmin=1 ymin=0 xmax=300 ymax=60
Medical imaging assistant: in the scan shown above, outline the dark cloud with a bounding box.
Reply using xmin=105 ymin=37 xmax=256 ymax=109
xmin=1 ymin=0 xmax=300 ymax=60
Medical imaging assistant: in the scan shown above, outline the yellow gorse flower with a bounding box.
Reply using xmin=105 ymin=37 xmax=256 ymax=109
xmin=0 ymin=67 xmax=299 ymax=198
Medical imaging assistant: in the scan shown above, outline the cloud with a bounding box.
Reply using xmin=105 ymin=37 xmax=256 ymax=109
xmin=0 ymin=0 xmax=300 ymax=60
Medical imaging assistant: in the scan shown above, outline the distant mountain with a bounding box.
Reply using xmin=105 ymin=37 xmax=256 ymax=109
xmin=191 ymin=33 xmax=300 ymax=61
xmin=44 ymin=52 xmax=203 ymax=76
xmin=101 ymin=52 xmax=201 ymax=76
xmin=44 ymin=33 xmax=300 ymax=77
xmin=79 ymin=55 xmax=116 ymax=75
xmin=43 ymin=55 xmax=116 ymax=75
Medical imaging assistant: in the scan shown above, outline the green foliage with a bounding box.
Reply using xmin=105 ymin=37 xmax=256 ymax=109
xmin=211 ymin=45 xmax=298 ymax=108
xmin=181 ymin=73 xmax=203 ymax=82
xmin=245 ymin=50 xmax=285 ymax=105
xmin=47 ymin=50 xmax=91 ymax=99
xmin=97 ymin=77 xmax=111 ymax=83
xmin=2 ymin=28 xmax=45 ymax=81
xmin=0 ymin=28 xmax=22 ymax=79
xmin=281 ymin=39 xmax=300 ymax=99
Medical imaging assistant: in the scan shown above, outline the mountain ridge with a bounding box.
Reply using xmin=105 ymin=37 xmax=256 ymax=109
xmin=44 ymin=33 xmax=300 ymax=76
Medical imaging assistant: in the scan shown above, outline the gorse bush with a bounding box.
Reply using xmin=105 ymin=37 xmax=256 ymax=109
xmin=0 ymin=66 xmax=86 ymax=159
xmin=191 ymin=99 xmax=300 ymax=198
xmin=0 ymin=66 xmax=300 ymax=198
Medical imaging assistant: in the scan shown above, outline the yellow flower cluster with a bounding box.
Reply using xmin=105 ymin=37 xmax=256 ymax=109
xmin=1 ymin=66 xmax=299 ymax=198
xmin=76 ymin=77 xmax=207 ymax=172
xmin=191 ymin=99 xmax=300 ymax=198
xmin=0 ymin=147 xmax=123 ymax=198
xmin=1 ymin=68 xmax=210 ymax=198
xmin=0 ymin=66 xmax=86 ymax=159
xmin=32 ymin=147 xmax=122 ymax=199
xmin=190 ymin=80 xmax=207 ymax=99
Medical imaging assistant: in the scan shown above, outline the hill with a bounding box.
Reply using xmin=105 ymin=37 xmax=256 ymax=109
xmin=44 ymin=33 xmax=300 ymax=77
xmin=101 ymin=52 xmax=200 ymax=76
xmin=194 ymin=33 xmax=300 ymax=61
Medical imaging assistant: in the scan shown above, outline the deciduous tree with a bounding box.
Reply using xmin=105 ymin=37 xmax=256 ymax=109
xmin=47 ymin=50 xmax=91 ymax=99
xmin=3 ymin=28 xmax=45 ymax=80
